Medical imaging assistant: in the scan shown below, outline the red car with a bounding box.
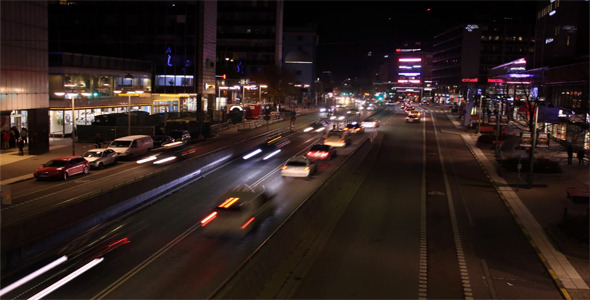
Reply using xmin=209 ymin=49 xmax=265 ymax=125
xmin=34 ymin=156 xmax=90 ymax=180
xmin=306 ymin=144 xmax=337 ymax=161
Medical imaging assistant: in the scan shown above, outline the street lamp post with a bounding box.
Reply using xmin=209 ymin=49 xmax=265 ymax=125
xmin=55 ymin=92 xmax=89 ymax=155
xmin=259 ymin=85 xmax=267 ymax=104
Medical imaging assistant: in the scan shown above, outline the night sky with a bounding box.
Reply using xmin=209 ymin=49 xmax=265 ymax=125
xmin=284 ymin=1 xmax=539 ymax=81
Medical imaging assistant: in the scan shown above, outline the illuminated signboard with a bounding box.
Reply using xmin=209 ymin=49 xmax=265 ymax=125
xmin=461 ymin=78 xmax=478 ymax=82
xmin=488 ymin=79 xmax=504 ymax=83
xmin=399 ymin=58 xmax=422 ymax=62
xmin=398 ymin=73 xmax=421 ymax=76
xmin=465 ymin=24 xmax=479 ymax=32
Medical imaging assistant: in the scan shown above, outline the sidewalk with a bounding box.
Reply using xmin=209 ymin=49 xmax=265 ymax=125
xmin=0 ymin=107 xmax=320 ymax=185
xmin=0 ymin=139 xmax=98 ymax=185
xmin=444 ymin=110 xmax=589 ymax=300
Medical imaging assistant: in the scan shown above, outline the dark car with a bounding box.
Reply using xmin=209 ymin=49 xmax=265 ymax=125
xmin=153 ymin=135 xmax=175 ymax=148
xmin=34 ymin=156 xmax=90 ymax=180
xmin=168 ymin=130 xmax=191 ymax=144
xmin=343 ymin=122 xmax=365 ymax=134
xmin=306 ymin=144 xmax=337 ymax=161
xmin=406 ymin=114 xmax=421 ymax=123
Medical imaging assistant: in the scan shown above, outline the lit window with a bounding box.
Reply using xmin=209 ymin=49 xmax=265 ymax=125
xmin=495 ymin=36 xmax=500 ymax=41
xmin=518 ymin=36 xmax=523 ymax=41
xmin=566 ymin=35 xmax=570 ymax=46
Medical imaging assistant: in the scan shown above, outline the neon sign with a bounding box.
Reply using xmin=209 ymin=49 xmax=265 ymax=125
xmin=399 ymin=58 xmax=421 ymax=62
xmin=462 ymin=78 xmax=478 ymax=82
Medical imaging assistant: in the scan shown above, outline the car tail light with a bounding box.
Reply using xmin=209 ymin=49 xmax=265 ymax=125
xmin=201 ymin=212 xmax=217 ymax=226
xmin=305 ymin=166 xmax=310 ymax=171
xmin=307 ymin=151 xmax=313 ymax=156
xmin=241 ymin=217 xmax=255 ymax=229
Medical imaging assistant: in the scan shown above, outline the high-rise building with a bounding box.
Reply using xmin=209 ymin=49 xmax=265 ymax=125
xmin=49 ymin=1 xmax=217 ymax=114
xmin=533 ymin=0 xmax=589 ymax=68
xmin=216 ymin=0 xmax=284 ymax=80
xmin=1 ymin=1 xmax=50 ymax=154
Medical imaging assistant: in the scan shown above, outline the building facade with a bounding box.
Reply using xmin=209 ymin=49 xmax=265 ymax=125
xmin=432 ymin=21 xmax=535 ymax=105
xmin=1 ymin=1 xmax=50 ymax=154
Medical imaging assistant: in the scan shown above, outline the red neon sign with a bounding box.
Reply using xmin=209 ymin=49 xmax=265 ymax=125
xmin=462 ymin=78 xmax=478 ymax=82
xmin=488 ymin=79 xmax=503 ymax=83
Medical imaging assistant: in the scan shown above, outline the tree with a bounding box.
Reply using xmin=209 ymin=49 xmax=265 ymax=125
xmin=250 ymin=66 xmax=298 ymax=105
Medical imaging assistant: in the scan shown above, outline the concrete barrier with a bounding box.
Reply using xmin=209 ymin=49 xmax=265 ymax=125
xmin=1 ymin=134 xmax=274 ymax=270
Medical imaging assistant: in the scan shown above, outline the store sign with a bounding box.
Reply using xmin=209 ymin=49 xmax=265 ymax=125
xmin=488 ymin=79 xmax=503 ymax=83
xmin=462 ymin=78 xmax=478 ymax=82
xmin=520 ymin=132 xmax=532 ymax=147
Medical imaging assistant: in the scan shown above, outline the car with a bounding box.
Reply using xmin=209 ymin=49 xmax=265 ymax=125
xmin=200 ymin=185 xmax=274 ymax=237
xmin=343 ymin=122 xmax=365 ymax=134
xmin=108 ymin=135 xmax=154 ymax=159
xmin=409 ymin=110 xmax=422 ymax=117
xmin=152 ymin=135 xmax=175 ymax=148
xmin=324 ymin=130 xmax=351 ymax=147
xmin=303 ymin=120 xmax=329 ymax=133
xmin=83 ymin=148 xmax=118 ymax=169
xmin=167 ymin=130 xmax=191 ymax=144
xmin=34 ymin=156 xmax=90 ymax=180
xmin=361 ymin=118 xmax=380 ymax=128
xmin=306 ymin=144 xmax=337 ymax=161
xmin=406 ymin=114 xmax=421 ymax=123
xmin=281 ymin=156 xmax=317 ymax=177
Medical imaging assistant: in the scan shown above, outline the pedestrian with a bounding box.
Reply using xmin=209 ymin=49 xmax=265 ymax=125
xmin=566 ymin=144 xmax=573 ymax=164
xmin=577 ymin=149 xmax=585 ymax=165
xmin=20 ymin=127 xmax=28 ymax=144
xmin=2 ymin=130 xmax=9 ymax=150
xmin=17 ymin=137 xmax=24 ymax=155
xmin=8 ymin=128 xmax=15 ymax=148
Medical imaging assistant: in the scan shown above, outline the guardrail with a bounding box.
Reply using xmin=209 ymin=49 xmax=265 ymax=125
xmin=0 ymin=131 xmax=277 ymax=271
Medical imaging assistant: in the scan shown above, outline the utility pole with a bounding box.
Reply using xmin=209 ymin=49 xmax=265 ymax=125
xmin=526 ymin=102 xmax=539 ymax=187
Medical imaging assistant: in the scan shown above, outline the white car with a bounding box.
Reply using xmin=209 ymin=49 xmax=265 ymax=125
xmin=200 ymin=185 xmax=274 ymax=237
xmin=281 ymin=156 xmax=317 ymax=178
xmin=82 ymin=148 xmax=118 ymax=169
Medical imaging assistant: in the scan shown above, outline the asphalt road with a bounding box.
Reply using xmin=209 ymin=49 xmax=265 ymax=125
xmin=272 ymin=107 xmax=562 ymax=299
xmin=1 ymin=106 xmax=564 ymax=299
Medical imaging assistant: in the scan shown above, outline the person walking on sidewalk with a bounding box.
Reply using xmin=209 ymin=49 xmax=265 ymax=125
xmin=576 ymin=148 xmax=585 ymax=165
xmin=2 ymin=130 xmax=9 ymax=150
xmin=567 ymin=143 xmax=574 ymax=164
xmin=20 ymin=127 xmax=28 ymax=144
xmin=17 ymin=137 xmax=24 ymax=155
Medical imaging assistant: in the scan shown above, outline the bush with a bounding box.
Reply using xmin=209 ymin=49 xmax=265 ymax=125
xmin=500 ymin=157 xmax=562 ymax=173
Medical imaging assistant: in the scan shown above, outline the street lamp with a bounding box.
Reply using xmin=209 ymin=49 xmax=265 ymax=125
xmin=259 ymin=84 xmax=268 ymax=103
xmin=54 ymin=91 xmax=89 ymax=155
xmin=114 ymin=90 xmax=144 ymax=136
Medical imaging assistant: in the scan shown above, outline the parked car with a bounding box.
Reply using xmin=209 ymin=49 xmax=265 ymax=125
xmin=281 ymin=156 xmax=317 ymax=178
xmin=83 ymin=148 xmax=118 ymax=169
xmin=200 ymin=185 xmax=274 ymax=237
xmin=108 ymin=135 xmax=153 ymax=159
xmin=34 ymin=156 xmax=90 ymax=180
xmin=168 ymin=130 xmax=191 ymax=144
xmin=306 ymin=144 xmax=337 ymax=161
xmin=152 ymin=135 xmax=175 ymax=148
